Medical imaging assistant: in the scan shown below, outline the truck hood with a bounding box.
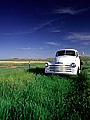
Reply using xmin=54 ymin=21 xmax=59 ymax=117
xmin=54 ymin=56 xmax=76 ymax=64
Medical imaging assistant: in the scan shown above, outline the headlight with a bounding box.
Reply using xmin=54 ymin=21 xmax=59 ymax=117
xmin=45 ymin=63 xmax=48 ymax=67
xmin=71 ymin=63 xmax=76 ymax=68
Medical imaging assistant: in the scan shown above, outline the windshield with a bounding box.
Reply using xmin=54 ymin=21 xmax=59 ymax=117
xmin=56 ymin=50 xmax=65 ymax=56
xmin=66 ymin=51 xmax=75 ymax=56
xmin=56 ymin=50 xmax=75 ymax=56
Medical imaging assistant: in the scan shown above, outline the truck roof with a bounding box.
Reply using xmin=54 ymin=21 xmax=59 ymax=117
xmin=57 ymin=49 xmax=78 ymax=52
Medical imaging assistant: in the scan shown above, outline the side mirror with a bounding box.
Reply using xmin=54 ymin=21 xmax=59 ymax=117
xmin=76 ymin=53 xmax=78 ymax=57
xmin=76 ymin=52 xmax=78 ymax=58
xmin=76 ymin=54 xmax=78 ymax=58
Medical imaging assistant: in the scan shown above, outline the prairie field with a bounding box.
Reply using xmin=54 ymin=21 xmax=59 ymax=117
xmin=0 ymin=58 xmax=90 ymax=120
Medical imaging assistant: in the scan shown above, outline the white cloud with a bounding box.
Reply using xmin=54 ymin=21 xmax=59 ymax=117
xmin=0 ymin=32 xmax=33 ymax=35
xmin=0 ymin=18 xmax=60 ymax=35
xmin=0 ymin=18 xmax=61 ymax=35
xmin=66 ymin=32 xmax=90 ymax=41
xmin=16 ymin=47 xmax=44 ymax=50
xmin=46 ymin=42 xmax=61 ymax=46
xmin=53 ymin=7 xmax=90 ymax=15
xmin=81 ymin=41 xmax=90 ymax=46
xmin=39 ymin=47 xmax=43 ymax=50
xmin=66 ymin=32 xmax=90 ymax=46
xmin=33 ymin=18 xmax=60 ymax=32
xmin=16 ymin=47 xmax=32 ymax=50
xmin=50 ymin=30 xmax=61 ymax=33
xmin=71 ymin=40 xmax=77 ymax=42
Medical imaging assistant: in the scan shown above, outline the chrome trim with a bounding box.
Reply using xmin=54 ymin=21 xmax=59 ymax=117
xmin=49 ymin=64 xmax=72 ymax=72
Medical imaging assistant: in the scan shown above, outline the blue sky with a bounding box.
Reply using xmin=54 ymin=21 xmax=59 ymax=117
xmin=0 ymin=0 xmax=90 ymax=59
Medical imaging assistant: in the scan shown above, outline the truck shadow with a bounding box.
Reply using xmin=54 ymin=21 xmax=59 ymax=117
xmin=27 ymin=68 xmax=45 ymax=75
xmin=27 ymin=67 xmax=71 ymax=78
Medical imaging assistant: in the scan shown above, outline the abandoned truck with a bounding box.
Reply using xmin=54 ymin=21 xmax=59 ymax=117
xmin=45 ymin=49 xmax=82 ymax=75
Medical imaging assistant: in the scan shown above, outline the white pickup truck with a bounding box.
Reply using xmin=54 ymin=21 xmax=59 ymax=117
xmin=45 ymin=49 xmax=82 ymax=75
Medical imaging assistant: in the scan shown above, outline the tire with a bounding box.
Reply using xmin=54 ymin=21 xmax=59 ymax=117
xmin=77 ymin=67 xmax=79 ymax=74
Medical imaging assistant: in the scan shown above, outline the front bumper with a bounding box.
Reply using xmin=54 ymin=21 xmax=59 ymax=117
xmin=45 ymin=64 xmax=77 ymax=75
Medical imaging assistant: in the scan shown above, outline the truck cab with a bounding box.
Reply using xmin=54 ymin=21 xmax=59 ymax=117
xmin=45 ymin=49 xmax=81 ymax=75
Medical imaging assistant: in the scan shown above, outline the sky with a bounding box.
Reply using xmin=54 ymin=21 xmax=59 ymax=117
xmin=0 ymin=0 xmax=90 ymax=59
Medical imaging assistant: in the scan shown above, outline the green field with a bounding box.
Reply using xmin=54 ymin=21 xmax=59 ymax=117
xmin=0 ymin=58 xmax=90 ymax=120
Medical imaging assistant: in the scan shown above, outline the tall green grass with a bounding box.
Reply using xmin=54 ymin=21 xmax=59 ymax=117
xmin=0 ymin=70 xmax=71 ymax=120
xmin=0 ymin=62 xmax=89 ymax=120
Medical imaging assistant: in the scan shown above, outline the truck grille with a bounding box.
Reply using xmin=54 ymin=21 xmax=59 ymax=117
xmin=50 ymin=65 xmax=72 ymax=72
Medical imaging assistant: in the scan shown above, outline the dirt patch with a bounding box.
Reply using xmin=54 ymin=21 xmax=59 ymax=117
xmin=0 ymin=66 xmax=17 ymax=68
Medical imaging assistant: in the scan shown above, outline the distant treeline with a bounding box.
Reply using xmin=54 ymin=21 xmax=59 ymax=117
xmin=0 ymin=58 xmax=54 ymax=61
xmin=80 ymin=56 xmax=90 ymax=61
xmin=0 ymin=56 xmax=89 ymax=61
